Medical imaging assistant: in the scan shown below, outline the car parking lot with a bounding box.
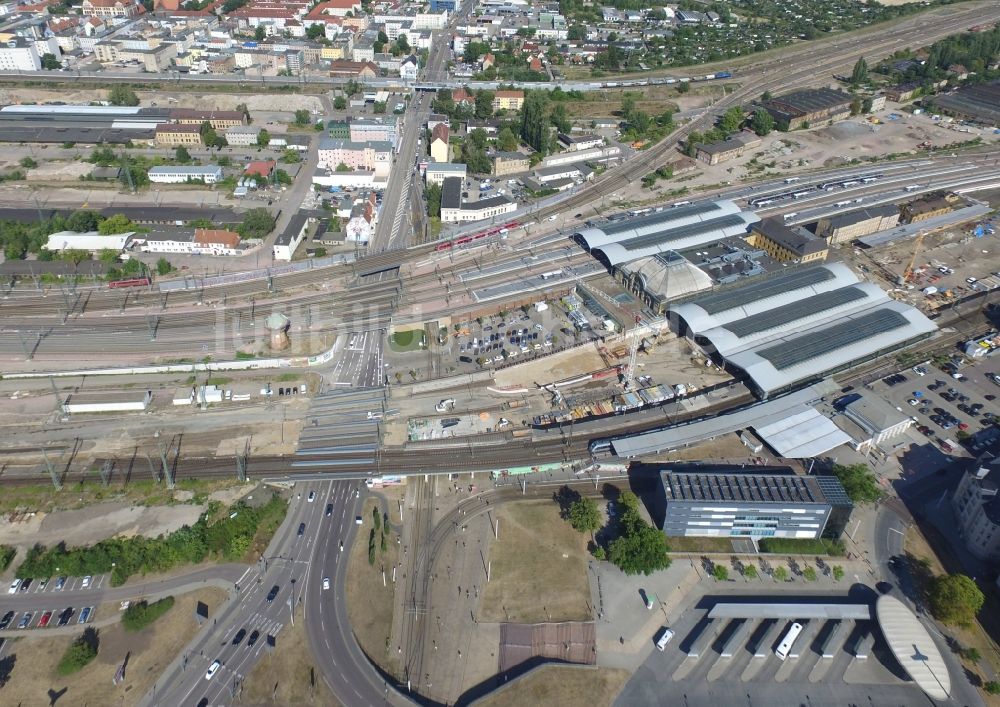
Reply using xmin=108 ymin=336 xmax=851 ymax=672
xmin=445 ymin=299 xmax=607 ymax=374
xmin=873 ymin=358 xmax=1000 ymax=454
xmin=1 ymin=604 xmax=93 ymax=632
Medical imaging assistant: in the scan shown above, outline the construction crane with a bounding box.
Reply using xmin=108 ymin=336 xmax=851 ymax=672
xmin=623 ymin=314 xmax=642 ymax=391
xmin=901 ymin=230 xmax=926 ymax=284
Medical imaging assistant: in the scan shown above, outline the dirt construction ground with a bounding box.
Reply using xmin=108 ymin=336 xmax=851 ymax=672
xmin=493 ymin=343 xmax=607 ymax=388
xmin=0 ymin=588 xmax=226 ymax=707
xmin=0 ymin=87 xmax=324 ymax=115
xmin=472 ymin=665 xmax=630 ymax=707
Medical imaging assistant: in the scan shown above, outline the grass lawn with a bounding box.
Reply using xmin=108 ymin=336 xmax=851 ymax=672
xmin=388 ymin=328 xmax=425 ymax=353
xmin=0 ymin=589 xmax=225 ymax=707
xmin=475 ymin=665 xmax=630 ymax=707
xmin=243 ymin=605 xmax=339 ymax=706
xmin=479 ymin=500 xmax=591 ymax=624
xmin=345 ymin=499 xmax=400 ymax=679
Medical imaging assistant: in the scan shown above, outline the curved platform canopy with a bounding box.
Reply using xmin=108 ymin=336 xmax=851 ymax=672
xmin=875 ymin=594 xmax=951 ymax=701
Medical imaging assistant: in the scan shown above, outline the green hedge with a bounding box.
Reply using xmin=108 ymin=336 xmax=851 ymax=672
xmin=17 ymin=494 xmax=287 ymax=586
xmin=0 ymin=545 xmax=15 ymax=571
xmin=122 ymin=596 xmax=175 ymax=632
xmin=57 ymin=629 xmax=99 ymax=675
xmin=758 ymin=538 xmax=846 ymax=556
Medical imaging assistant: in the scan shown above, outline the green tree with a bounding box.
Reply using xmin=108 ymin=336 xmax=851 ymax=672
xmin=567 ymin=497 xmax=601 ymax=534
xmin=713 ymin=565 xmax=729 ymax=581
xmin=761 ymin=90 xmax=772 ymax=101
xmin=257 ymin=129 xmax=271 ymax=147
xmin=567 ymin=25 xmax=586 ymax=41
xmin=108 ymin=85 xmax=139 ymax=106
xmin=373 ymin=101 xmax=387 ymax=114
xmin=474 ymin=90 xmax=494 ymax=119
xmin=41 ymin=53 xmax=61 ymax=70
xmin=520 ymin=91 xmax=550 ymax=154
xmin=831 ymin=464 xmax=882 ymax=503
xmin=57 ymin=628 xmax=99 ymax=675
xmin=236 ymin=208 xmax=275 ymax=239
xmin=394 ymin=35 xmax=409 ymax=54
xmin=742 ymin=564 xmax=757 ymax=579
xmin=719 ymin=106 xmax=745 ymax=134
xmin=676 ymin=81 xmax=690 ymax=94
xmin=281 ymin=149 xmax=301 ymax=163
xmin=985 ymin=681 xmax=1000 ymax=695
xmin=607 ymin=494 xmax=671 ymax=576
xmin=851 ymin=57 xmax=869 ymax=86
xmin=550 ymin=103 xmax=571 ymax=134
xmin=372 ymin=505 xmax=381 ymax=531
xmin=684 ymin=130 xmax=702 ymax=157
xmin=832 ymin=565 xmax=845 ymax=581
xmin=773 ymin=566 xmax=789 ymax=581
xmin=929 ymin=574 xmax=984 ymax=626
xmin=67 ymin=210 xmax=101 ymax=232
xmin=19 ymin=156 xmax=37 ymax=169
xmin=273 ymin=169 xmax=292 ymax=185
xmin=122 ymin=597 xmax=174 ymax=631
xmin=98 ymin=213 xmax=134 ymax=235
xmin=751 ymin=108 xmax=775 ymax=137
xmin=460 ymin=143 xmax=490 ymax=174
xmin=293 ymin=109 xmax=311 ymax=126
xmin=174 ymin=145 xmax=192 ymax=163
xmin=497 ymin=126 xmax=518 ymax=152
xmin=254 ymin=25 xmax=265 ymax=41
xmin=803 ymin=566 xmax=818 ymax=581
xmin=961 ymin=646 xmax=982 ymax=663
xmin=424 ymin=182 xmax=442 ymax=218
xmin=306 ymin=24 xmax=325 ymax=40
xmin=155 ymin=258 xmax=173 ymax=276
xmin=199 ymin=121 xmax=220 ymax=148
xmin=333 ymin=96 xmax=347 ymax=110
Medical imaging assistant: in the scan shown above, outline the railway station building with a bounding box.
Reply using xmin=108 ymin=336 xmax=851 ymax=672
xmin=669 ymin=263 xmax=937 ymax=398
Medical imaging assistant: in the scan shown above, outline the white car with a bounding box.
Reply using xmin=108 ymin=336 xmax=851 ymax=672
xmin=355 ymin=516 xmax=363 ymax=525
xmin=323 ymin=577 xmax=330 ymax=590
xmin=7 ymin=579 xmax=20 ymax=595
xmin=307 ymin=491 xmax=315 ymax=503
xmin=81 ymin=576 xmax=92 ymax=589
xmin=205 ymin=660 xmax=221 ymax=680
xmin=912 ymin=366 xmax=927 ymax=376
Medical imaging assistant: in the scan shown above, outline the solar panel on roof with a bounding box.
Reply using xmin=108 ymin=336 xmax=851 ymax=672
xmin=620 ymin=214 xmax=746 ymax=252
xmin=756 ymin=309 xmax=909 ymax=370
xmin=723 ymin=286 xmax=869 ymax=338
xmin=695 ymin=266 xmax=835 ymax=315
xmin=600 ymin=201 xmax=721 ymax=236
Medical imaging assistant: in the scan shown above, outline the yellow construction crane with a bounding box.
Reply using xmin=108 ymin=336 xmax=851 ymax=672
xmin=902 ymin=230 xmax=926 ymax=284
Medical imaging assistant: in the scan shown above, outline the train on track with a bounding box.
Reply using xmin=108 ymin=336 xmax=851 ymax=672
xmin=107 ymin=277 xmax=151 ymax=289
xmin=433 ymin=221 xmax=520 ymax=252
xmin=747 ymin=172 xmax=884 ymax=208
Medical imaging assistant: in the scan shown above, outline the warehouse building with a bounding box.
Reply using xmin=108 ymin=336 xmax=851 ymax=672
xmin=652 ymin=465 xmax=852 ymax=540
xmin=746 ymin=217 xmax=828 ymax=263
xmin=670 ymin=263 xmax=937 ymax=398
xmin=934 ymin=82 xmax=1000 ymax=126
xmin=762 ymin=88 xmax=853 ymax=130
xmin=440 ymin=176 xmax=516 ymax=223
xmin=815 ymin=205 xmax=900 ymax=245
xmin=574 ymin=200 xmax=759 ymax=269
xmin=900 ymin=192 xmax=959 ymax=224
xmin=695 ymin=131 xmax=761 ymax=165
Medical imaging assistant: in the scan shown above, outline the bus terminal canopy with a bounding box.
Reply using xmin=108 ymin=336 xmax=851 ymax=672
xmin=876 ymin=594 xmax=951 ymax=701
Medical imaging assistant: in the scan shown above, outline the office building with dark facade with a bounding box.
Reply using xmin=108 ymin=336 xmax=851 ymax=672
xmin=653 ymin=465 xmax=852 ymax=539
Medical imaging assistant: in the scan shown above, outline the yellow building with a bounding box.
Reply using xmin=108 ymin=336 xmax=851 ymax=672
xmin=154 ymin=123 xmax=204 ymax=147
xmin=900 ymin=193 xmax=959 ymax=224
xmin=746 ymin=217 xmax=828 ymax=264
xmin=815 ymin=205 xmax=900 ymax=245
xmin=491 ymin=90 xmax=524 ymax=112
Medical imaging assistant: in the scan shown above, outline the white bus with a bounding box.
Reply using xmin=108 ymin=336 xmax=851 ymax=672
xmin=775 ymin=622 xmax=803 ymax=661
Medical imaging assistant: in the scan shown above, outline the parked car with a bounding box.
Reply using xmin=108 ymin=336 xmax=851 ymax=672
xmin=38 ymin=611 xmax=53 ymax=628
xmin=78 ymin=607 xmax=92 ymax=624
xmin=17 ymin=612 xmax=33 ymax=629
xmin=7 ymin=579 xmax=20 ymax=594
xmin=81 ymin=576 xmax=92 ymax=589
xmin=0 ymin=611 xmax=14 ymax=629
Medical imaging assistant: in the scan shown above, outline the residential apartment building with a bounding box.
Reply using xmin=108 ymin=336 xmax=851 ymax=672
xmin=653 ymin=466 xmax=851 ymax=540
xmin=170 ymin=109 xmax=245 ymax=130
xmin=952 ymin=460 xmax=1000 ymax=562
xmin=745 ymin=217 xmax=828 ymax=264
xmin=350 ymin=116 xmax=399 ymax=149
xmin=317 ymin=138 xmax=392 ymax=177
xmin=492 ymin=89 xmax=524 ymax=111
xmin=329 ymin=59 xmax=378 ymax=78
xmin=815 ymin=205 xmax=900 ymax=245
xmin=0 ymin=37 xmax=40 ymax=71
xmin=490 ymin=151 xmax=529 ymax=176
xmin=430 ymin=122 xmax=449 ymax=162
xmin=81 ymin=0 xmax=143 ymax=19
xmin=135 ymin=228 xmax=241 ymax=256
xmin=147 ymin=165 xmax=223 ymax=184
xmin=225 ymin=125 xmax=261 ymax=146
xmin=155 ymin=123 xmax=203 ymax=147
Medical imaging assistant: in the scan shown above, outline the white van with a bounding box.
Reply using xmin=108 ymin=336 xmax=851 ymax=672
xmin=655 ymin=627 xmax=675 ymax=651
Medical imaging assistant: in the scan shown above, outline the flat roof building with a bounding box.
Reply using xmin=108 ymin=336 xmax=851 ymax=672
xmin=763 ymin=88 xmax=853 ymax=130
xmin=147 ymin=165 xmax=224 ymax=184
xmin=652 ymin=465 xmax=850 ymax=540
